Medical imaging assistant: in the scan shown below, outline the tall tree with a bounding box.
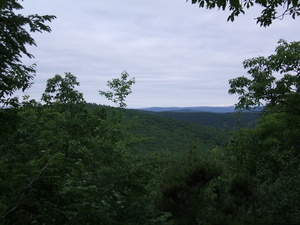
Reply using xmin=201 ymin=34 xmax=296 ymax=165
xmin=228 ymin=39 xmax=300 ymax=114
xmin=187 ymin=0 xmax=300 ymax=26
xmin=41 ymin=73 xmax=85 ymax=105
xmin=213 ymin=39 xmax=300 ymax=225
xmin=99 ymin=70 xmax=135 ymax=108
xmin=1 ymin=72 xmax=168 ymax=224
xmin=0 ymin=0 xmax=55 ymax=106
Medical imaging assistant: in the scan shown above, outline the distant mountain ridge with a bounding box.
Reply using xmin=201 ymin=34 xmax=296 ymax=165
xmin=138 ymin=106 xmax=237 ymax=113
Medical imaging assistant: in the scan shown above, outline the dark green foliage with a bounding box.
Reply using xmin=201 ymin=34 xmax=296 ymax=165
xmin=0 ymin=73 xmax=171 ymax=224
xmin=149 ymin=40 xmax=300 ymax=224
xmin=156 ymin=149 xmax=223 ymax=225
xmin=2 ymin=81 xmax=300 ymax=224
xmin=219 ymin=112 xmax=300 ymax=225
xmin=146 ymin=110 xmax=261 ymax=129
xmin=200 ymin=40 xmax=300 ymax=225
xmin=0 ymin=104 xmax=158 ymax=224
xmin=188 ymin=0 xmax=300 ymax=26
xmin=229 ymin=39 xmax=300 ymax=114
xmin=0 ymin=0 xmax=56 ymax=106
xmin=41 ymin=73 xmax=85 ymax=105
xmin=122 ymin=108 xmax=228 ymax=153
xmin=1 ymin=1 xmax=299 ymax=222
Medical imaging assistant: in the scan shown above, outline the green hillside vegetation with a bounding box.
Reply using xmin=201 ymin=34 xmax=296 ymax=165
xmin=1 ymin=1 xmax=300 ymax=224
xmin=142 ymin=110 xmax=261 ymax=129
xmin=125 ymin=108 xmax=229 ymax=153
xmin=85 ymin=105 xmax=229 ymax=153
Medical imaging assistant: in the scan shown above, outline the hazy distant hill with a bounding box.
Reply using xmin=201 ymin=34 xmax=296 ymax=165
xmin=138 ymin=106 xmax=237 ymax=113
xmin=150 ymin=111 xmax=261 ymax=129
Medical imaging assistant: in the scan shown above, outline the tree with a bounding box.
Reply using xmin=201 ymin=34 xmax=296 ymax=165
xmin=187 ymin=0 xmax=300 ymax=26
xmin=1 ymin=73 xmax=169 ymax=224
xmin=0 ymin=0 xmax=56 ymax=106
xmin=218 ymin=111 xmax=300 ymax=225
xmin=99 ymin=70 xmax=135 ymax=108
xmin=41 ymin=73 xmax=85 ymax=105
xmin=218 ymin=39 xmax=300 ymax=225
xmin=228 ymin=39 xmax=300 ymax=114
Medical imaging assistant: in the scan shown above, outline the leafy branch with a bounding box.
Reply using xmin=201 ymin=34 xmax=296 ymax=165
xmin=99 ymin=70 xmax=135 ymax=108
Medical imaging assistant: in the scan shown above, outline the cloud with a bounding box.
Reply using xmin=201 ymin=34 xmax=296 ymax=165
xmin=19 ymin=0 xmax=300 ymax=108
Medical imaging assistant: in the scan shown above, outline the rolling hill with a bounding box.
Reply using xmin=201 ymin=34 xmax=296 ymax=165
xmin=87 ymin=104 xmax=261 ymax=153
xmin=138 ymin=106 xmax=237 ymax=113
xmin=143 ymin=111 xmax=261 ymax=129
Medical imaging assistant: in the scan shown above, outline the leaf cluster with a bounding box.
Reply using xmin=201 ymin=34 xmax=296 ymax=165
xmin=188 ymin=0 xmax=300 ymax=26
xmin=41 ymin=73 xmax=85 ymax=105
xmin=0 ymin=0 xmax=56 ymax=106
xmin=99 ymin=70 xmax=135 ymax=108
xmin=229 ymin=39 xmax=300 ymax=114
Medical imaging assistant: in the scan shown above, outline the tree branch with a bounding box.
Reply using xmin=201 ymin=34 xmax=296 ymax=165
xmin=0 ymin=161 xmax=49 ymax=221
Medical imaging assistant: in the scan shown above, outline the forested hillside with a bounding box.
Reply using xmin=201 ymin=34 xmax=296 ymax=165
xmin=141 ymin=110 xmax=261 ymax=129
xmin=138 ymin=106 xmax=237 ymax=113
xmin=123 ymin=108 xmax=230 ymax=152
xmin=86 ymin=104 xmax=230 ymax=153
xmin=1 ymin=1 xmax=300 ymax=225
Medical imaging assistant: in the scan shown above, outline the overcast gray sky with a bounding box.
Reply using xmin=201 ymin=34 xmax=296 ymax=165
xmin=20 ymin=0 xmax=299 ymax=108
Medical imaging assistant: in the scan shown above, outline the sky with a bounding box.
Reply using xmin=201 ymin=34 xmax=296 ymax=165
xmin=19 ymin=0 xmax=300 ymax=108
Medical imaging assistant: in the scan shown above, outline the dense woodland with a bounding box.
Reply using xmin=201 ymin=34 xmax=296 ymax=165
xmin=1 ymin=1 xmax=300 ymax=224
xmin=140 ymin=110 xmax=261 ymax=129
